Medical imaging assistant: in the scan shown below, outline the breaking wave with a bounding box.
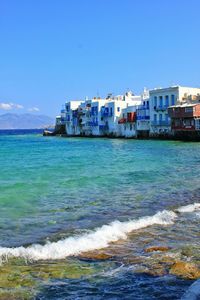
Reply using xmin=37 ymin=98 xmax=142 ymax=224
xmin=0 ymin=203 xmax=198 ymax=261
xmin=176 ymin=203 xmax=200 ymax=213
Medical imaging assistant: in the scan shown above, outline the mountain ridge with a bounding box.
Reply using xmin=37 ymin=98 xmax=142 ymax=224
xmin=0 ymin=113 xmax=54 ymax=129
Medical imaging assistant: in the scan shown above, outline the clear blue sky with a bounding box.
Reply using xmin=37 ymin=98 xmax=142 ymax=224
xmin=0 ymin=0 xmax=200 ymax=117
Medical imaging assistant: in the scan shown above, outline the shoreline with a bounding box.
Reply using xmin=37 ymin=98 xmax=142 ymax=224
xmin=44 ymin=130 xmax=200 ymax=142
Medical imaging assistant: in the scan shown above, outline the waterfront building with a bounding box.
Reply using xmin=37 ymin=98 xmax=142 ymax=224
xmin=54 ymin=85 xmax=200 ymax=139
xmin=55 ymin=115 xmax=62 ymax=126
xmin=136 ymin=88 xmax=150 ymax=137
xmin=89 ymin=98 xmax=108 ymax=136
xmin=97 ymin=91 xmax=142 ymax=137
xmin=65 ymin=100 xmax=83 ymax=135
xmin=118 ymin=105 xmax=137 ymax=138
xmin=101 ymin=99 xmax=127 ymax=136
xmin=168 ymin=103 xmax=200 ymax=139
xmin=149 ymin=86 xmax=200 ymax=136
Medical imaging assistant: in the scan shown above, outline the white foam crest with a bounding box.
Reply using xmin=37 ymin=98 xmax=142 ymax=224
xmin=0 ymin=210 xmax=176 ymax=261
xmin=176 ymin=203 xmax=200 ymax=213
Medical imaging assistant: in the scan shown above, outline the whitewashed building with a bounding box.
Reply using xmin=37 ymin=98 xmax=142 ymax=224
xmin=89 ymin=98 xmax=108 ymax=136
xmin=118 ymin=105 xmax=137 ymax=137
xmin=149 ymin=86 xmax=200 ymax=136
xmin=65 ymin=100 xmax=83 ymax=135
xmin=100 ymin=91 xmax=142 ymax=137
xmin=136 ymin=88 xmax=150 ymax=137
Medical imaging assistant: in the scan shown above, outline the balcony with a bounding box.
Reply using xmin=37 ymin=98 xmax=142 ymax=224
xmin=137 ymin=116 xmax=150 ymax=120
xmin=127 ymin=112 xmax=136 ymax=122
xmin=101 ymin=107 xmax=109 ymax=117
xmin=151 ymin=120 xmax=171 ymax=126
xmin=60 ymin=117 xmax=67 ymax=125
xmin=88 ymin=121 xmax=98 ymax=126
xmin=99 ymin=124 xmax=108 ymax=130
xmin=101 ymin=111 xmax=109 ymax=117
xmin=72 ymin=110 xmax=78 ymax=117
xmin=154 ymin=105 xmax=168 ymax=112
xmin=137 ymin=105 xmax=149 ymax=110
xmin=118 ymin=118 xmax=126 ymax=124
xmin=91 ymin=108 xmax=98 ymax=116
xmin=172 ymin=125 xmax=195 ymax=131
xmin=78 ymin=108 xmax=86 ymax=115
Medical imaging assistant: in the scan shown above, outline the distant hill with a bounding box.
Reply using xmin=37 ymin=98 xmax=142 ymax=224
xmin=0 ymin=113 xmax=54 ymax=129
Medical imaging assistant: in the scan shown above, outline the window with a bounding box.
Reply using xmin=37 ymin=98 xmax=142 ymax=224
xmin=175 ymin=120 xmax=181 ymax=127
xmin=159 ymin=96 xmax=163 ymax=107
xmin=184 ymin=119 xmax=193 ymax=126
xmin=130 ymin=124 xmax=133 ymax=130
xmin=159 ymin=114 xmax=162 ymax=122
xmin=146 ymin=101 xmax=149 ymax=109
xmin=165 ymin=95 xmax=169 ymax=107
xmin=185 ymin=107 xmax=193 ymax=113
xmin=110 ymin=107 xmax=113 ymax=116
xmin=171 ymin=95 xmax=175 ymax=106
xmin=117 ymin=107 xmax=120 ymax=112
xmin=154 ymin=96 xmax=157 ymax=107
xmin=154 ymin=114 xmax=157 ymax=122
xmin=196 ymin=119 xmax=200 ymax=130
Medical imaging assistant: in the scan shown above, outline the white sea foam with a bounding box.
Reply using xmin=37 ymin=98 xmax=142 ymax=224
xmin=0 ymin=202 xmax=199 ymax=262
xmin=0 ymin=210 xmax=176 ymax=261
xmin=176 ymin=203 xmax=200 ymax=213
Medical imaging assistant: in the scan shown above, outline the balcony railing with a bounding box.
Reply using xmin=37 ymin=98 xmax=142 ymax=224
xmin=72 ymin=110 xmax=78 ymax=117
xmin=137 ymin=105 xmax=150 ymax=110
xmin=127 ymin=112 xmax=136 ymax=122
xmin=88 ymin=121 xmax=98 ymax=126
xmin=91 ymin=110 xmax=98 ymax=116
xmin=154 ymin=105 xmax=168 ymax=111
xmin=101 ymin=111 xmax=109 ymax=117
xmin=151 ymin=120 xmax=171 ymax=126
xmin=172 ymin=125 xmax=195 ymax=131
xmin=101 ymin=108 xmax=113 ymax=117
xmin=137 ymin=116 xmax=150 ymax=120
xmin=118 ymin=118 xmax=126 ymax=124
xmin=99 ymin=124 xmax=108 ymax=130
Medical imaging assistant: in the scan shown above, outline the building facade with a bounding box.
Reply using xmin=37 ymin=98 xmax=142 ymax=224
xmin=168 ymin=103 xmax=200 ymax=139
xmin=149 ymin=86 xmax=200 ymax=136
xmin=54 ymin=85 xmax=200 ymax=139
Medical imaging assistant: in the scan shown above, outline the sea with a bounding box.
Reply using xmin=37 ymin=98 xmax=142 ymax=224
xmin=0 ymin=129 xmax=200 ymax=299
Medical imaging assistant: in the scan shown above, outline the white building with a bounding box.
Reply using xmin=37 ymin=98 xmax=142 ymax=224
xmin=65 ymin=100 xmax=83 ymax=135
xmin=118 ymin=105 xmax=137 ymax=138
xmin=136 ymin=88 xmax=150 ymax=137
xmin=100 ymin=91 xmax=142 ymax=137
xmin=89 ymin=98 xmax=107 ymax=136
xmin=149 ymin=86 xmax=200 ymax=136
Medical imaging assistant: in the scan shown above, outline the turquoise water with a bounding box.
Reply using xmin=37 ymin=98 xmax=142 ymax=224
xmin=0 ymin=131 xmax=200 ymax=299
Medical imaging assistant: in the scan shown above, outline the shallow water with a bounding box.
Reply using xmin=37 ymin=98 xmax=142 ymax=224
xmin=0 ymin=131 xmax=200 ymax=299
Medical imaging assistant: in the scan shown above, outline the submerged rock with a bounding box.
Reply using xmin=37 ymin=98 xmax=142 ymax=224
xmin=133 ymin=260 xmax=168 ymax=277
xmin=78 ymin=251 xmax=113 ymax=260
xmin=0 ymin=258 xmax=110 ymax=299
xmin=144 ymin=246 xmax=171 ymax=253
xmin=170 ymin=261 xmax=200 ymax=280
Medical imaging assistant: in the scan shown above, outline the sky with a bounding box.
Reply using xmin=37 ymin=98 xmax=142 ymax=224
xmin=0 ymin=0 xmax=200 ymax=117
